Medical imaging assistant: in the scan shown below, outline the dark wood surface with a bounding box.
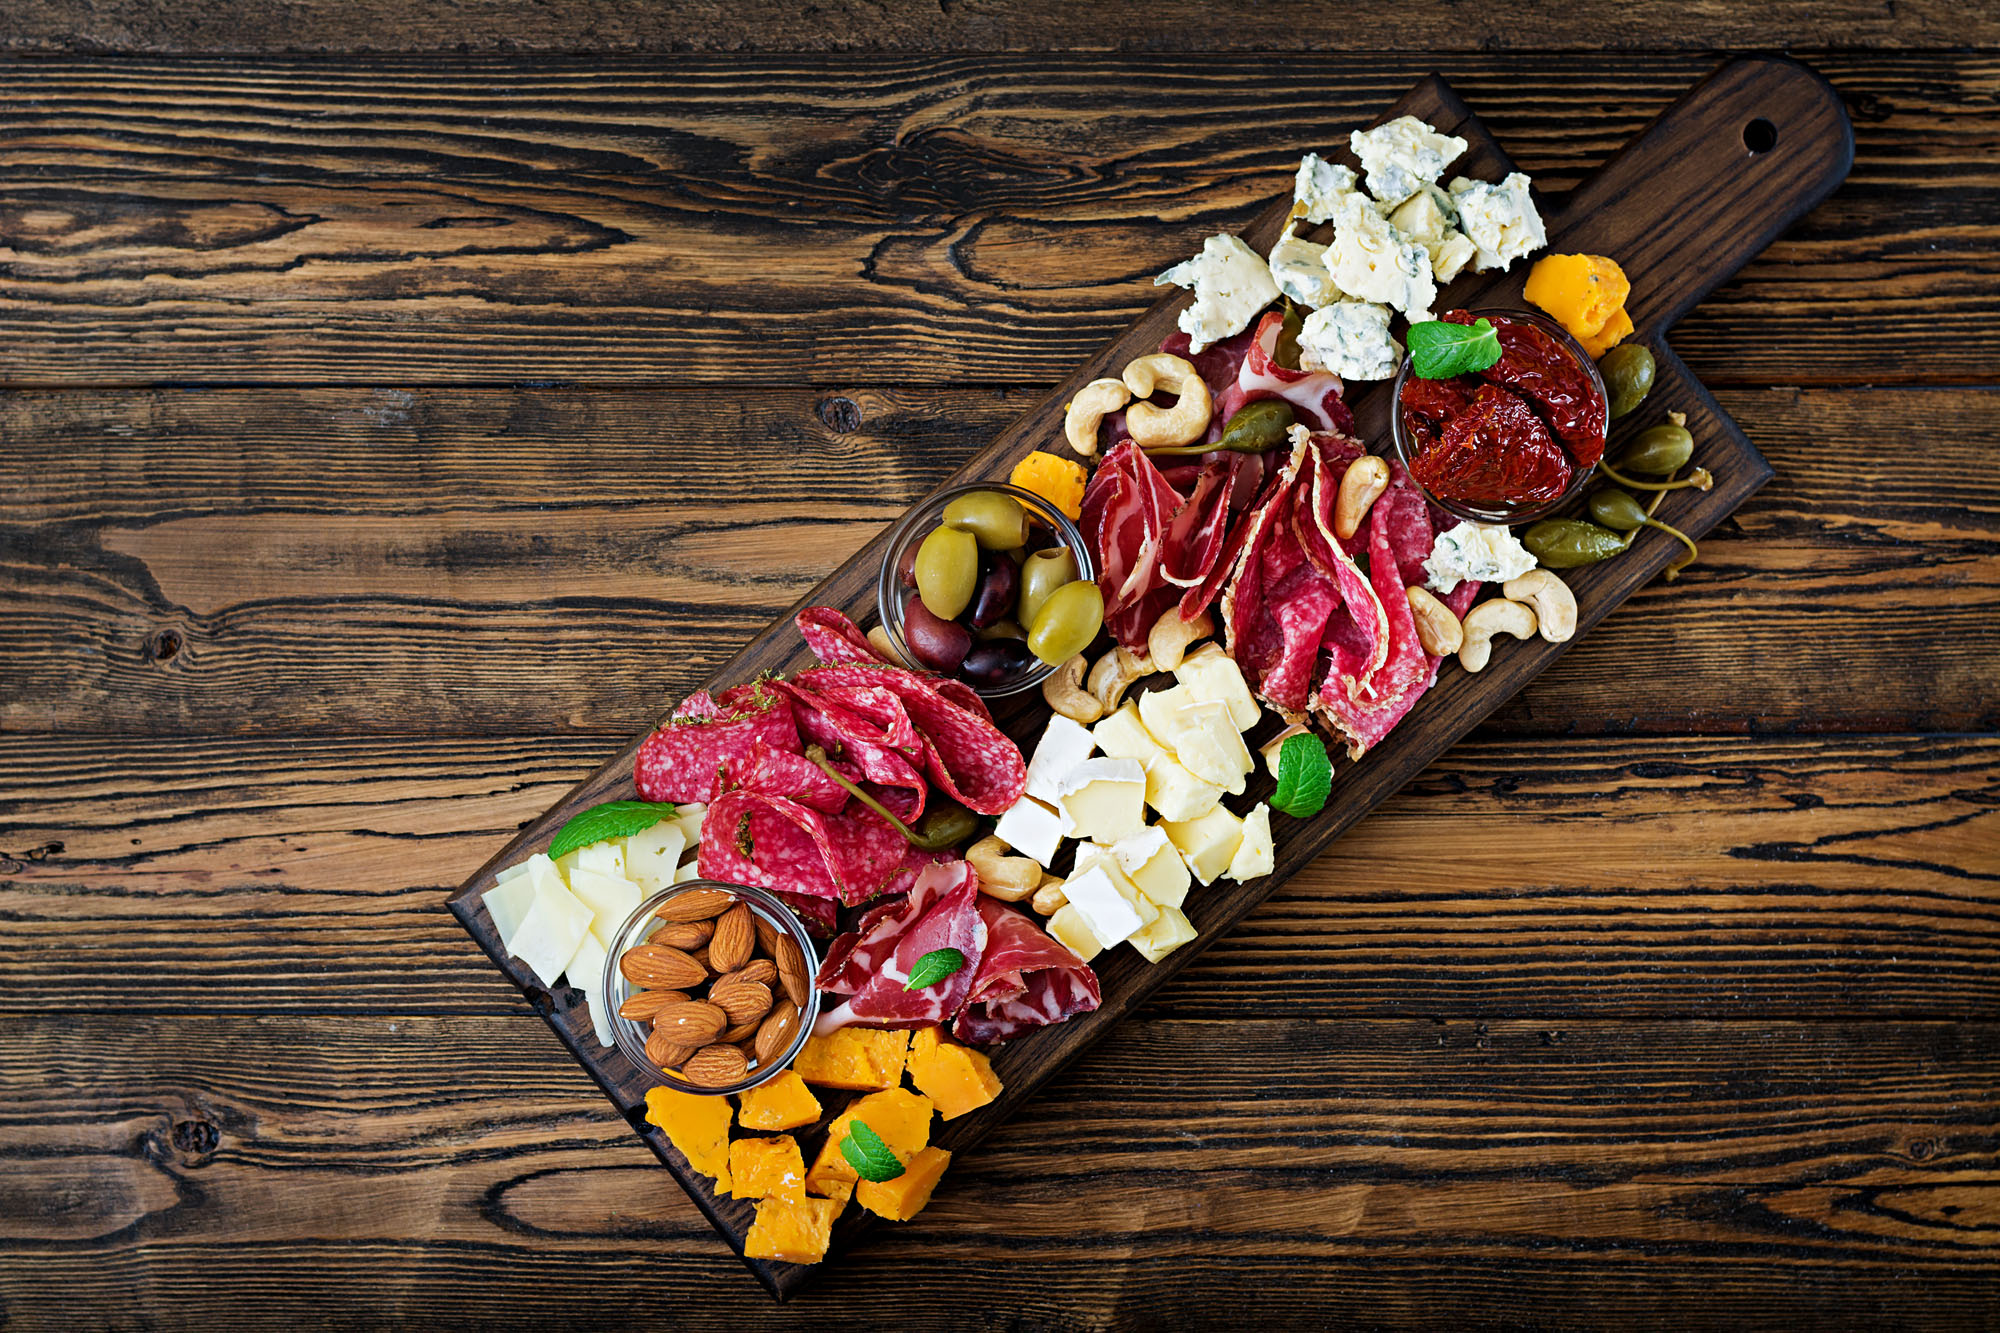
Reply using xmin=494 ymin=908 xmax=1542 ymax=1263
xmin=1 ymin=9 xmax=1995 ymax=1328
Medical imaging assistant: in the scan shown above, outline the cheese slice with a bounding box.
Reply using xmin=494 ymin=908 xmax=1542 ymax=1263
xmin=1025 ymin=714 xmax=1098 ymax=805
xmin=1054 ymin=756 xmax=1148 ymax=844
xmin=1093 ymin=701 xmax=1168 ymax=765
xmin=1225 ymin=803 xmax=1275 ymax=883
xmin=484 ymin=860 xmax=539 ymax=952
xmin=994 ymin=794 xmax=1070 ymax=868
xmin=1060 ymin=863 xmax=1150 ymax=949
xmin=1129 ymin=904 xmax=1198 ymax=964
xmin=562 ymin=931 xmax=615 ymax=1048
xmin=1139 ymin=687 xmax=1251 ymax=793
xmin=1143 ymin=754 xmax=1223 ymax=822
xmin=1175 ymin=644 xmax=1262 ymax=732
xmin=566 ymin=865 xmax=641 ymax=948
xmin=1163 ymin=806 xmax=1245 ymax=886
xmin=673 ymin=803 xmax=707 ymax=848
xmin=622 ymin=819 xmax=688 ymax=895
xmin=671 ymin=858 xmax=701 ymax=885
xmin=1105 ymin=826 xmax=1193 ymax=910
xmin=557 ymin=839 xmax=626 ymax=885
xmin=509 ymin=861 xmax=596 ymax=987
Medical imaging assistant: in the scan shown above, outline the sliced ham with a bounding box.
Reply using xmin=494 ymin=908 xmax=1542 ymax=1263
xmin=953 ymin=897 xmax=1103 ymax=1045
xmin=1209 ymin=310 xmax=1354 ymax=441
xmin=814 ymin=861 xmax=988 ymax=1030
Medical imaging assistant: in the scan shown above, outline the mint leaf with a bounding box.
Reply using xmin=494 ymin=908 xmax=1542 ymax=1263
xmin=548 ymin=800 xmax=679 ymax=861
xmin=1270 ymin=732 xmax=1333 ymax=818
xmin=839 ymin=1121 xmax=905 ymax=1183
xmin=1407 ymin=318 xmax=1502 ymax=379
xmin=903 ymin=947 xmax=967 ymax=992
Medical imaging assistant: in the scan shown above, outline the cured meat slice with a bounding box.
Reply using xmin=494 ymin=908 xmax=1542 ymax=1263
xmin=1374 ymin=459 xmax=1440 ymax=588
xmin=814 ymin=861 xmax=988 ymax=1029
xmin=793 ymin=664 xmax=1027 ymax=815
xmin=698 ymin=789 xmax=935 ymax=907
xmin=1158 ymin=454 xmax=1240 ymax=589
xmin=1081 ymin=440 xmax=1187 ymax=649
xmin=1210 ymin=310 xmax=1354 ymax=440
xmin=1313 ymin=493 xmax=1437 ymax=758
xmin=730 ymin=740 xmax=848 ymax=814
xmin=797 ymin=606 xmax=887 ymax=667
xmin=953 ymin=897 xmax=1103 ymax=1046
xmin=635 ymin=689 xmax=800 ymax=804
xmin=774 ymin=889 xmax=840 ymax=937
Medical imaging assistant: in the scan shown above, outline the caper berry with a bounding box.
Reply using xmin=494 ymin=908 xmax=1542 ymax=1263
xmin=1523 ymin=518 xmax=1632 ymax=568
xmin=914 ymin=525 xmax=979 ymax=620
xmin=1026 ymin=579 xmax=1105 ymax=666
xmin=1617 ymin=424 xmax=1694 ymax=476
xmin=1598 ymin=344 xmax=1656 ymax=420
xmin=1587 ymin=488 xmax=1650 ymax=532
xmin=1017 ymin=547 xmax=1079 ymax=628
xmin=1215 ymin=399 xmax=1295 ymax=454
xmin=910 ymin=800 xmax=980 ymax=851
xmin=942 ymin=490 xmax=1029 ymax=550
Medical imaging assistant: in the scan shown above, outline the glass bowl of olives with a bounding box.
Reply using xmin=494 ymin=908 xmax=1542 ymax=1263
xmin=876 ymin=482 xmax=1101 ymax=698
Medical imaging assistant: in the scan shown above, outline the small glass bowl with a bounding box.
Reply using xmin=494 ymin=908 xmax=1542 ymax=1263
xmin=600 ymin=880 xmax=822 ymax=1097
xmin=875 ymin=480 xmax=1097 ymax=699
xmin=1388 ymin=306 xmax=1608 ymax=526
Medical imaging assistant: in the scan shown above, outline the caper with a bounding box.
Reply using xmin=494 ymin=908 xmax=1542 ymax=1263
xmin=1274 ymin=303 xmax=1305 ymax=371
xmin=1618 ymin=424 xmax=1694 ymax=476
xmin=942 ymin=490 xmax=1029 ymax=550
xmin=1017 ymin=547 xmax=1080 ymax=628
xmin=1216 ymin=399 xmax=1295 ymax=454
xmin=1026 ymin=579 xmax=1105 ymax=666
xmin=914 ymin=525 xmax=979 ymax=620
xmin=1598 ymin=344 xmax=1656 ymax=420
xmin=1523 ymin=518 xmax=1632 ymax=568
xmin=910 ymin=801 xmax=979 ymax=852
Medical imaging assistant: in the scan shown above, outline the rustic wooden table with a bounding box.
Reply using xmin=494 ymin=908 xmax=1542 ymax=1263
xmin=2 ymin=4 xmax=1995 ymax=1328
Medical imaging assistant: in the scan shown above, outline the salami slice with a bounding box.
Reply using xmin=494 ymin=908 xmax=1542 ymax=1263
xmin=813 ymin=861 xmax=988 ymax=1030
xmin=635 ymin=689 xmax=799 ymax=804
xmin=797 ymin=606 xmax=887 ymax=667
xmin=953 ymin=897 xmax=1102 ymax=1045
xmin=730 ymin=740 xmax=848 ymax=813
xmin=793 ymin=664 xmax=1026 ymax=815
xmin=1312 ymin=492 xmax=1437 ymax=758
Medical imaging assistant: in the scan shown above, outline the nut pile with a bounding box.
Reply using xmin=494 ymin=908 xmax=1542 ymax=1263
xmin=617 ymin=887 xmax=812 ymax=1088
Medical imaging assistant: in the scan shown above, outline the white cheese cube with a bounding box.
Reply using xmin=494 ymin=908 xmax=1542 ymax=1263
xmin=484 ymin=861 xmax=539 ymax=953
xmin=1163 ymin=806 xmax=1245 ymax=886
xmin=1448 ymin=172 xmax=1546 ymax=274
xmin=1293 ymin=152 xmax=1362 ymax=225
xmin=1129 ymin=905 xmax=1198 ymax=964
xmin=1140 ymin=688 xmax=1251 ymax=794
xmin=1328 ymin=194 xmax=1437 ymax=321
xmin=1175 ymin=643 xmax=1262 ymax=731
xmin=672 ymin=802 xmax=707 ymax=847
xmin=1105 ymin=826 xmax=1193 ymax=910
xmin=1093 ymin=702 xmax=1167 ymax=766
xmin=1155 ymin=233 xmax=1282 ymax=354
xmin=1225 ymin=803 xmax=1275 ymax=883
xmin=565 ymin=865 xmax=641 ymax=949
xmin=1045 ymin=904 xmax=1103 ymax=963
xmin=561 ymin=931 xmax=615 ymax=1048
xmin=1144 ymin=754 xmax=1224 ymax=822
xmin=1350 ymin=115 xmax=1468 ymax=207
xmin=1299 ymin=301 xmax=1404 ymax=382
xmin=1060 ymin=863 xmax=1148 ymax=948
xmin=509 ymin=863 xmax=595 ymax=988
xmin=994 ymin=794 xmax=1070 ymax=868
xmin=1025 ymin=714 xmax=1098 ymax=805
xmin=1267 ymin=225 xmax=1344 ymax=309
xmin=1055 ymin=757 xmax=1148 ymax=844
xmin=621 ymin=820 xmax=687 ymax=895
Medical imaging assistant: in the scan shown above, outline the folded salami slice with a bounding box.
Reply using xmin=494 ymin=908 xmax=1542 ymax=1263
xmin=814 ymin=861 xmax=988 ymax=1030
xmin=1313 ymin=492 xmax=1438 ymax=759
xmin=796 ymin=606 xmax=888 ymax=667
xmin=729 ymin=740 xmax=848 ymax=813
xmin=635 ymin=688 xmax=800 ymax=804
xmin=953 ymin=897 xmax=1103 ymax=1046
xmin=792 ymin=664 xmax=1025 ymax=816
xmin=698 ymin=789 xmax=937 ymax=906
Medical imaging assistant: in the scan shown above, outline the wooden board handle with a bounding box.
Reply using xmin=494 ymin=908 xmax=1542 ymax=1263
xmin=1531 ymin=55 xmax=1854 ymax=332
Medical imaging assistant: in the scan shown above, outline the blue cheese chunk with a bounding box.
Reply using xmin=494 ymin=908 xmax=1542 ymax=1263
xmin=1447 ymin=173 xmax=1547 ymax=274
xmin=1386 ymin=184 xmax=1477 ymax=285
xmin=1292 ymin=152 xmax=1362 ymax=225
xmin=1298 ymin=301 xmax=1402 ymax=381
xmin=1266 ymin=225 xmax=1344 ymax=309
xmin=1156 ymin=233 xmax=1281 ymax=354
xmin=1350 ymin=116 xmax=1468 ymax=207
xmin=1327 ymin=194 xmax=1436 ymax=321
xmin=1423 ymin=521 xmax=1538 ymax=594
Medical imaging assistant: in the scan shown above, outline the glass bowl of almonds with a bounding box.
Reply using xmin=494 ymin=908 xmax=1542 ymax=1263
xmin=601 ymin=880 xmax=822 ymax=1096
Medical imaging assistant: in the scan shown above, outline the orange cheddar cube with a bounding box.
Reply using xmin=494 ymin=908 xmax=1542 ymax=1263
xmin=1008 ymin=450 xmax=1088 ymax=520
xmin=1524 ymin=252 xmax=1630 ymax=343
xmin=906 ymin=1026 xmax=1003 ymax=1120
xmin=856 ymin=1145 xmax=952 ymax=1221
xmin=644 ymin=1085 xmax=734 ymax=1196
xmin=737 ymin=1070 xmax=822 ymax=1132
xmin=743 ymin=1194 xmax=844 ymax=1265
xmin=793 ymin=1027 xmax=910 ymax=1091
xmin=730 ymin=1136 xmax=808 ymax=1204
xmin=1578 ymin=305 xmax=1635 ymax=359
xmin=807 ymin=1086 xmax=934 ymax=1201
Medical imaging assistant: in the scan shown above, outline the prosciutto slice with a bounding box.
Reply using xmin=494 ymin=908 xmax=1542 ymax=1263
xmin=636 ymin=688 xmax=800 ymax=803
xmin=952 ymin=897 xmax=1103 ymax=1045
xmin=1080 ymin=440 xmax=1187 ymax=649
xmin=1209 ymin=310 xmax=1354 ymax=441
xmin=814 ymin=861 xmax=988 ymax=1029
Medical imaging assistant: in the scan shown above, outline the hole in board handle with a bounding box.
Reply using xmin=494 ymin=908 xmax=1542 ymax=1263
xmin=1744 ymin=118 xmax=1778 ymax=155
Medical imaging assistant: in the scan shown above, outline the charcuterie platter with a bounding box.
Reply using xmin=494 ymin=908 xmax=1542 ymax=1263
xmin=449 ymin=56 xmax=1852 ymax=1299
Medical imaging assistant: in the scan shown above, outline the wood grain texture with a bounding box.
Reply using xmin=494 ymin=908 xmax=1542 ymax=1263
xmin=4 ymin=731 xmax=1994 ymax=1019
xmin=5 ymin=384 xmax=1991 ymax=737
xmin=0 ymin=52 xmax=1988 ymax=386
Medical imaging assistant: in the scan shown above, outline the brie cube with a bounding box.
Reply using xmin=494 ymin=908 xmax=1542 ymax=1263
xmin=509 ymin=862 xmax=596 ymax=987
xmin=1093 ymin=702 xmax=1167 ymax=766
xmin=1055 ymin=757 xmax=1149 ymax=844
xmin=1105 ymin=826 xmax=1193 ymax=910
xmin=1129 ymin=905 xmax=1198 ymax=964
xmin=565 ymin=865 xmax=641 ymax=949
xmin=1061 ymin=863 xmax=1151 ymax=949
xmin=1299 ymin=301 xmax=1404 ymax=382
xmin=1387 ymin=184 xmax=1476 ymax=284
xmin=1350 ymin=115 xmax=1468 ymax=207
xmin=1144 ymin=754 xmax=1224 ymax=822
xmin=1267 ymin=225 xmax=1344 ymax=309
xmin=1163 ymin=806 xmax=1246 ymax=886
xmin=1156 ymin=233 xmax=1282 ymax=354
xmin=484 ymin=861 xmax=539 ymax=953
xmin=621 ymin=819 xmax=688 ymax=895
xmin=1025 ymin=714 xmax=1098 ymax=805
xmin=1293 ymin=152 xmax=1362 ymax=225
xmin=1328 ymin=194 xmax=1436 ymax=321
xmin=1175 ymin=643 xmax=1262 ymax=731
xmin=561 ymin=931 xmax=615 ymax=1047
xmin=1448 ymin=172 xmax=1546 ymax=274
xmin=994 ymin=794 xmax=1070 ymax=868
xmin=1045 ymin=904 xmax=1103 ymax=963
xmin=1225 ymin=803 xmax=1276 ymax=883
xmin=1139 ymin=687 xmax=1251 ymax=794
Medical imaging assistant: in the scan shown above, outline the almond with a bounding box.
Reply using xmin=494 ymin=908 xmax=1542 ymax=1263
xmin=688 ymin=944 xmax=712 ymax=974
xmin=754 ymin=999 xmax=801 ymax=1065
xmin=655 ymin=887 xmax=736 ymax=923
xmin=753 ymin=916 xmax=781 ymax=958
xmin=733 ymin=958 xmax=778 ymax=987
xmin=774 ymin=935 xmax=811 ymax=1010
xmin=650 ymin=999 xmax=727 ymax=1046
xmin=645 ymin=1026 xmax=697 ymax=1070
xmin=619 ymin=944 xmax=705 ymax=990
xmin=719 ymin=1018 xmax=762 ymax=1045
xmin=617 ymin=988 xmax=689 ymax=1022
xmin=709 ymin=977 xmax=773 ymax=1027
xmin=650 ymin=919 xmax=714 ymax=951
xmin=709 ymin=902 xmax=755 ymax=973
xmin=682 ymin=1043 xmax=749 ymax=1088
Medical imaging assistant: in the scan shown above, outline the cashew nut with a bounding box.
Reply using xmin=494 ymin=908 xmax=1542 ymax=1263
xmin=1088 ymin=645 xmax=1153 ymax=713
xmin=1259 ymin=722 xmax=1311 ymax=778
xmin=1405 ymin=587 xmax=1464 ymax=657
xmin=1063 ymin=377 xmax=1132 ymax=457
xmin=1121 ymin=353 xmax=1213 ymax=449
xmin=1457 ymin=599 xmax=1538 ymax=673
xmin=1030 ymin=874 xmax=1068 ymax=917
xmin=967 ymin=835 xmax=1041 ymax=902
xmin=1147 ymin=606 xmax=1214 ymax=672
xmin=1503 ymin=570 xmax=1577 ymax=644
xmin=866 ymin=624 xmax=917 ymax=669
xmin=1041 ymin=653 xmax=1105 ymax=724
xmin=1334 ymin=455 xmax=1391 ymax=541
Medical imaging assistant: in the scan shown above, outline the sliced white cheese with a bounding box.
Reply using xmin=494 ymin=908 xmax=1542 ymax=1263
xmin=1143 ymin=753 xmax=1224 ymax=823
xmin=1129 ymin=904 xmax=1198 ymax=964
xmin=1174 ymin=643 xmax=1262 ymax=731
xmin=1163 ymin=806 xmax=1246 ymax=886
xmin=1093 ymin=702 xmax=1167 ymax=766
xmin=557 ymin=839 xmax=626 ymax=885
xmin=671 ymin=858 xmax=701 ymax=885
xmin=1350 ymin=115 xmax=1468 ymax=207
xmin=1105 ymin=825 xmax=1193 ymax=910
xmin=1156 ymin=233 xmax=1282 ymax=355
xmin=994 ymin=794 xmax=1070 ymax=869
xmin=1054 ymin=756 xmax=1149 ymax=844
xmin=484 ymin=860 xmax=539 ymax=953
xmin=1045 ymin=903 xmax=1103 ymax=962
xmin=621 ymin=819 xmax=687 ymax=895
xmin=1139 ymin=688 xmax=1251 ymax=794
xmin=509 ymin=864 xmax=595 ymax=988
xmin=566 ymin=865 xmax=641 ymax=949
xmin=562 ymin=931 xmax=615 ymax=1048
xmin=673 ymin=802 xmax=707 ymax=848
xmin=1025 ymin=713 xmax=1098 ymax=806
xmin=1060 ymin=863 xmax=1148 ymax=949
xmin=1225 ymin=803 xmax=1275 ymax=883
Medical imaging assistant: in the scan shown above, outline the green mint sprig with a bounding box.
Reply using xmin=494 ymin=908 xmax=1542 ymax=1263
xmin=1407 ymin=318 xmax=1502 ymax=379
xmin=903 ymin=947 xmax=967 ymax=992
xmin=547 ymin=800 xmax=679 ymax=860
xmin=1270 ymin=733 xmax=1333 ymax=818
xmin=840 ymin=1121 xmax=906 ymax=1183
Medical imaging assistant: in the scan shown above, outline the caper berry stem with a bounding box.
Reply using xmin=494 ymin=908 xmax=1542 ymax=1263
xmin=1643 ymin=517 xmax=1700 ymax=581
xmin=1597 ymin=458 xmax=1716 ymax=492
xmin=804 ymin=744 xmax=961 ymax=851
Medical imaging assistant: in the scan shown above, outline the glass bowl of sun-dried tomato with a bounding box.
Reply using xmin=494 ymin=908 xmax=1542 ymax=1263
xmin=1390 ymin=307 xmax=1609 ymax=525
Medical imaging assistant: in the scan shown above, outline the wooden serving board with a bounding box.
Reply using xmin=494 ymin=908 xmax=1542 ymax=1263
xmin=448 ymin=56 xmax=1853 ymax=1299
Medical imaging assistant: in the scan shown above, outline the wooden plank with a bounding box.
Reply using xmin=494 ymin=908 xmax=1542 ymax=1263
xmin=0 ymin=1013 xmax=1993 ymax=1330
xmin=0 ymin=52 xmax=1985 ymax=386
xmin=5 ymin=382 xmax=1992 ymax=738
xmin=8 ymin=0 xmax=1995 ymax=54
xmin=4 ymin=731 xmax=1996 ymax=1018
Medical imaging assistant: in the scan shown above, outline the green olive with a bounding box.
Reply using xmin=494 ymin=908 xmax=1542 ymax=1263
xmin=1598 ymin=344 xmax=1656 ymax=420
xmin=914 ymin=524 xmax=979 ymax=620
xmin=1588 ymin=489 xmax=1650 ymax=532
xmin=1017 ymin=547 xmax=1079 ymax=628
xmin=1216 ymin=399 xmax=1295 ymax=454
xmin=942 ymin=490 xmax=1029 ymax=550
xmin=1618 ymin=424 xmax=1694 ymax=476
xmin=1522 ymin=518 xmax=1632 ymax=568
xmin=1026 ymin=579 xmax=1105 ymax=666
